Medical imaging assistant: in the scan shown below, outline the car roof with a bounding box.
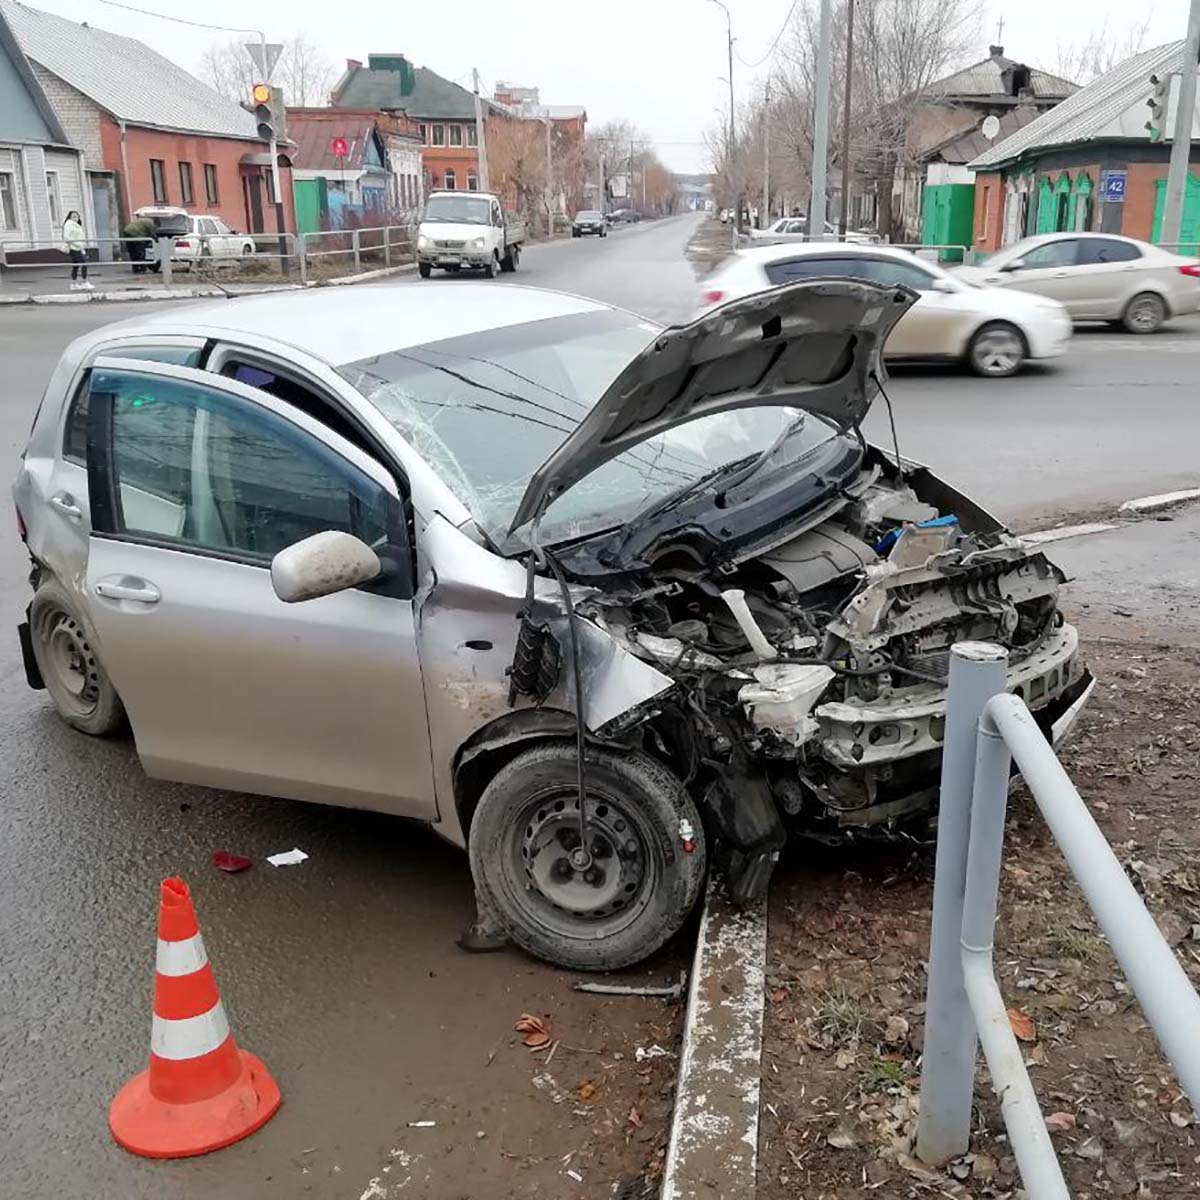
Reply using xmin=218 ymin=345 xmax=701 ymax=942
xmin=111 ymin=283 xmax=610 ymax=366
xmin=1008 ymin=231 xmax=1145 ymax=246
xmin=731 ymin=241 xmax=929 ymax=266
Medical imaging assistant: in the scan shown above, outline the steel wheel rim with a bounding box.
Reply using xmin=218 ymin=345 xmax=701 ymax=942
xmin=975 ymin=328 xmax=1022 ymax=374
xmin=40 ymin=610 xmax=100 ymax=716
xmin=502 ymin=784 xmax=659 ymax=941
xmin=1129 ymin=296 xmax=1162 ymax=331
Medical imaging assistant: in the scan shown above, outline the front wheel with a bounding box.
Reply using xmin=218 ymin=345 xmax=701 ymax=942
xmin=1122 ymin=291 xmax=1166 ymax=334
xmin=967 ymin=321 xmax=1026 ymax=378
xmin=28 ymin=578 xmax=125 ymax=736
xmin=482 ymin=252 xmax=498 ymax=279
xmin=468 ymin=745 xmax=706 ymax=970
xmin=418 ymin=262 xmax=432 ymax=278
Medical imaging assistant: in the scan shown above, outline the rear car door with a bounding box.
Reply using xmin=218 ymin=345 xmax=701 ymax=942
xmin=996 ymin=238 xmax=1083 ymax=308
xmin=79 ymin=358 xmax=436 ymax=816
xmin=1071 ymin=238 xmax=1144 ymax=318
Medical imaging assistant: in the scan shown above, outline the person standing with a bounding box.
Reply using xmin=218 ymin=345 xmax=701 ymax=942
xmin=63 ymin=210 xmax=92 ymax=290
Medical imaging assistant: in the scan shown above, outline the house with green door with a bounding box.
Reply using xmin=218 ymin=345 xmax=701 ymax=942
xmin=968 ymin=41 xmax=1200 ymax=254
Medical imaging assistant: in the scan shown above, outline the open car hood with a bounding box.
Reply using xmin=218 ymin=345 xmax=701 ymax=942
xmin=508 ymin=278 xmax=915 ymax=534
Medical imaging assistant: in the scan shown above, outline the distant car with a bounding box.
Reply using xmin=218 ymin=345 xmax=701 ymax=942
xmin=572 ymin=210 xmax=607 ymax=237
xmin=700 ymin=241 xmax=1071 ymax=377
xmin=608 ymin=209 xmax=641 ymax=224
xmin=133 ymin=206 xmax=255 ymax=266
xmin=956 ymin=232 xmax=1200 ymax=333
xmin=748 ymin=216 xmax=876 ymax=244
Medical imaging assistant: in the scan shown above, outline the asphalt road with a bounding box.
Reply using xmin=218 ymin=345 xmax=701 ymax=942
xmin=2 ymin=213 xmax=1198 ymax=1196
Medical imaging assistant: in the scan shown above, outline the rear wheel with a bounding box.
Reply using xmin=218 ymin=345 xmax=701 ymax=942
xmin=1122 ymin=291 xmax=1166 ymax=334
xmin=29 ymin=578 xmax=125 ymax=736
xmin=967 ymin=320 xmax=1026 ymax=378
xmin=418 ymin=262 xmax=432 ymax=278
xmin=468 ymin=745 xmax=706 ymax=970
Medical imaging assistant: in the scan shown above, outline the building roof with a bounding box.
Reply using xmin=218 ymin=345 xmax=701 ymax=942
xmin=546 ymin=105 xmax=586 ymax=121
xmin=969 ymin=41 xmax=1197 ymax=169
xmin=286 ymin=112 xmax=384 ymax=172
xmin=334 ymin=59 xmax=503 ymax=120
xmin=929 ymin=46 xmax=1076 ymax=103
xmin=2 ymin=0 xmax=261 ymax=140
xmin=0 ymin=0 xmax=68 ymax=144
xmin=931 ymin=106 xmax=1045 ymax=164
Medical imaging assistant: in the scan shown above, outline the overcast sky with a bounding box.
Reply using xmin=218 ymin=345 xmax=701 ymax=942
xmin=28 ymin=0 xmax=1193 ymax=172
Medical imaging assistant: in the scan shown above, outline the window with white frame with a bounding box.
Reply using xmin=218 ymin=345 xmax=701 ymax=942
xmin=0 ymin=172 xmax=17 ymax=229
xmin=431 ymin=124 xmax=445 ymax=146
xmin=467 ymin=171 xmax=479 ymax=191
xmin=467 ymin=124 xmax=478 ymax=147
xmin=444 ymin=168 xmax=456 ymax=190
xmin=45 ymin=170 xmax=61 ymax=226
xmin=448 ymin=124 xmax=463 ymax=147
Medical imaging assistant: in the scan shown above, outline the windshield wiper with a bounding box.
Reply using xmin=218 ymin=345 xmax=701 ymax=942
xmin=620 ymin=453 xmax=759 ymax=535
xmin=712 ymin=412 xmax=808 ymax=503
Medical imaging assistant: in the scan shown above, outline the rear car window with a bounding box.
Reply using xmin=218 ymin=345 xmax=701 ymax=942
xmin=765 ymin=256 xmax=933 ymax=291
xmin=1077 ymin=239 xmax=1141 ymax=265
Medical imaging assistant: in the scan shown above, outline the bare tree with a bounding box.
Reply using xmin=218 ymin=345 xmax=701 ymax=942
xmin=488 ymin=118 xmax=548 ymax=221
xmin=201 ymin=34 xmax=336 ymax=107
xmin=1054 ymin=17 xmax=1151 ymax=84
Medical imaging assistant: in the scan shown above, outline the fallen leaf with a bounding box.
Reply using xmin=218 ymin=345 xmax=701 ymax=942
xmin=1045 ymin=1111 xmax=1076 ymax=1132
xmin=883 ymin=1014 xmax=910 ymax=1044
xmin=212 ymin=850 xmax=253 ymax=873
xmin=1008 ymin=1008 xmax=1037 ymax=1042
xmin=628 ymin=1106 xmax=644 ymax=1129
xmin=1169 ymin=1110 xmax=1192 ymax=1128
xmin=834 ymin=1047 xmax=856 ymax=1070
xmin=514 ymin=1013 xmax=552 ymax=1049
xmin=576 ymin=1081 xmax=596 ymax=1102
xmin=826 ymin=1126 xmax=858 ymax=1150
xmin=771 ymin=988 xmax=789 ymax=1003
xmin=524 ymin=1031 xmax=552 ymax=1050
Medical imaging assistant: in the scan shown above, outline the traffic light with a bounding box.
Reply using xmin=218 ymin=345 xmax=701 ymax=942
xmin=1145 ymin=73 xmax=1169 ymax=142
xmin=251 ymin=82 xmax=287 ymax=145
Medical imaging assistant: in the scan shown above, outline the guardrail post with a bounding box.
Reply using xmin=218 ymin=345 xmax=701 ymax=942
xmin=156 ymin=236 xmax=173 ymax=286
xmin=352 ymin=229 xmax=361 ymax=273
xmin=916 ymin=641 xmax=1008 ymax=1164
xmin=384 ymin=225 xmax=392 ymax=269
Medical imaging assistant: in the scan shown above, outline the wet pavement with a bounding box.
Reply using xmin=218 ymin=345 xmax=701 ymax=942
xmin=2 ymin=213 xmax=1199 ymax=1196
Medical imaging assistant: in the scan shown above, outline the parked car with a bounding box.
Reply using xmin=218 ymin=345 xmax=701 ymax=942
xmin=416 ymin=190 xmax=526 ymax=278
xmin=956 ymin=233 xmax=1200 ymax=333
xmin=748 ymin=216 xmax=876 ymax=244
xmin=13 ymin=282 xmax=1091 ymax=970
xmin=608 ymin=208 xmax=641 ymax=224
xmin=700 ymin=242 xmax=1072 ymax=377
xmin=572 ymin=210 xmax=607 ymax=237
xmin=132 ymin=206 xmax=256 ymax=266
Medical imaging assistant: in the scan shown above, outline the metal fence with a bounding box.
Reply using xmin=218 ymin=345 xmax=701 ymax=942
xmin=732 ymin=231 xmax=977 ymax=264
xmin=915 ymin=642 xmax=1200 ymax=1197
xmin=297 ymin=224 xmax=415 ymax=283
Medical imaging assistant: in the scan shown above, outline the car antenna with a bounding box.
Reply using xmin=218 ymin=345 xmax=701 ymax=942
xmin=871 ymin=370 xmax=905 ymax=482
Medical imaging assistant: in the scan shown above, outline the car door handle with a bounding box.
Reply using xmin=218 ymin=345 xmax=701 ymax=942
xmin=94 ymin=579 xmax=161 ymax=604
xmin=50 ymin=493 xmax=82 ymax=520
xmin=1052 ymin=271 xmax=1069 ymax=277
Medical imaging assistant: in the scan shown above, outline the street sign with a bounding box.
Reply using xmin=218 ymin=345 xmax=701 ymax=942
xmin=1100 ymin=170 xmax=1127 ymax=204
xmin=245 ymin=41 xmax=283 ymax=81
xmin=330 ymin=137 xmax=349 ymax=158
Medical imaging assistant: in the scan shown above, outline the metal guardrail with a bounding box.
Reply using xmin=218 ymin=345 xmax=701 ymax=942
xmin=298 ymin=224 xmax=414 ymax=282
xmin=916 ymin=642 xmax=1200 ymax=1197
xmin=732 ymin=232 xmax=976 ymax=264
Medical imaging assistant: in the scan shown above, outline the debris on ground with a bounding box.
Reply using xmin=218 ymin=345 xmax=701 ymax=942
xmin=573 ymin=971 xmax=687 ymax=1000
xmin=211 ymin=850 xmax=253 ymax=873
xmin=515 ymin=1013 xmax=553 ymax=1050
xmin=758 ymin=634 xmax=1200 ymax=1198
xmin=265 ymin=848 xmax=308 ymax=867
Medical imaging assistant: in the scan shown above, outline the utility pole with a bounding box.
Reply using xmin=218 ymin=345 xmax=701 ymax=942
xmin=472 ymin=68 xmax=490 ymax=192
xmin=709 ymin=0 xmax=738 ymax=248
xmin=1161 ymin=0 xmax=1200 ymax=244
xmin=761 ymin=78 xmax=771 ymax=228
xmin=838 ymin=0 xmax=856 ymax=237
xmin=810 ymin=0 xmax=833 ymax=239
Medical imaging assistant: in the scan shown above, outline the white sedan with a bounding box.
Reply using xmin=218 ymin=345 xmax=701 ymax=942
xmin=749 ymin=217 xmax=875 ymax=244
xmin=700 ymin=242 xmax=1071 ymax=377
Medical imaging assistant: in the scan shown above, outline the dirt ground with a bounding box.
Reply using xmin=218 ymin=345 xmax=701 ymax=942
xmin=757 ymin=626 xmax=1200 ymax=1198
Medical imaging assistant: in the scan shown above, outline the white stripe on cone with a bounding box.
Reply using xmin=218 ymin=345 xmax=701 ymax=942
xmin=155 ymin=934 xmax=208 ymax=978
xmin=151 ymin=1001 xmax=230 ymax=1061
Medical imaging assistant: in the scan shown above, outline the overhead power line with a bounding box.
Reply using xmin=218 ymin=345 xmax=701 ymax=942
xmin=95 ymin=0 xmax=262 ymax=36
xmin=735 ymin=0 xmax=800 ymax=69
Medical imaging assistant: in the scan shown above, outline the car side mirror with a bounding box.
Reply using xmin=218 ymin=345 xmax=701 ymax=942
xmin=931 ymin=277 xmax=956 ymax=294
xmin=1000 ymin=259 xmax=1023 ymax=272
xmin=271 ymin=530 xmax=381 ymax=603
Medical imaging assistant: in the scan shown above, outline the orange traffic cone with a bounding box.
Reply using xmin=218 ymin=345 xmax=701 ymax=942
xmin=109 ymin=877 xmax=281 ymax=1158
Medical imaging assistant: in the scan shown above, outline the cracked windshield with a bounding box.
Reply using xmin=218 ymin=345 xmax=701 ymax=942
xmin=340 ymin=309 xmax=829 ymax=543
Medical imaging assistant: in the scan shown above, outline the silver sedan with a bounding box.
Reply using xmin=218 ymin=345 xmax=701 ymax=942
xmin=958 ymin=232 xmax=1200 ymax=333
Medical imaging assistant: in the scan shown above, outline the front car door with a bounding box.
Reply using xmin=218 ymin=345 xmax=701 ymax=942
xmin=79 ymin=357 xmax=436 ymax=816
xmin=855 ymin=258 xmax=977 ymax=358
xmin=994 ymin=238 xmax=1083 ymax=309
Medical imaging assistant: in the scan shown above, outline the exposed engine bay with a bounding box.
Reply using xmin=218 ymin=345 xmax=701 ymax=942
xmin=515 ymin=447 xmax=1089 ymax=903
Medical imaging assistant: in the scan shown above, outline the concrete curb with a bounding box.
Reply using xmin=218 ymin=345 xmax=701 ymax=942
xmin=1118 ymin=487 xmax=1200 ymax=514
xmin=0 ymin=261 xmax=417 ymax=306
xmin=1020 ymin=522 xmax=1118 ymax=547
xmin=661 ymin=878 xmax=767 ymax=1200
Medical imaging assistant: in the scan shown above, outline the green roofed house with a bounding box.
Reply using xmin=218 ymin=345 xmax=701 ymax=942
xmin=967 ymin=41 xmax=1200 ymax=254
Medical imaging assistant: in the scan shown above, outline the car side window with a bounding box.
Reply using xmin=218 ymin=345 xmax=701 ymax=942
xmin=765 ymin=256 xmax=865 ymax=285
xmin=858 ymin=259 xmax=938 ymax=291
xmin=1017 ymin=240 xmax=1079 ymax=270
xmin=63 ymin=347 xmax=205 ymax=464
xmin=89 ymin=369 xmax=395 ymax=562
xmin=199 ymin=218 xmax=218 ymax=235
xmin=1078 ymin=238 xmax=1141 ymax=265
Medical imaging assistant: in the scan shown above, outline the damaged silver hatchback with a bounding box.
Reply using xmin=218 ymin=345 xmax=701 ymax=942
xmin=13 ymin=281 xmax=1092 ymax=970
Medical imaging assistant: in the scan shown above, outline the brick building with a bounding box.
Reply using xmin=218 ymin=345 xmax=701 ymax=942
xmin=968 ymin=41 xmax=1200 ymax=253
xmin=0 ymin=1 xmax=84 ymax=252
xmin=2 ymin=0 xmax=295 ymax=248
xmin=332 ymin=55 xmax=507 ymax=193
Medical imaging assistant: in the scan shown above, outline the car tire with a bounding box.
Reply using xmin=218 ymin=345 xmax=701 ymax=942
xmin=500 ymin=245 xmax=519 ymax=272
xmin=1122 ymin=291 xmax=1166 ymax=334
xmin=482 ymin=252 xmax=499 ymax=279
xmin=967 ymin=320 xmax=1026 ymax=378
xmin=241 ymin=242 xmax=254 ymax=257
xmin=468 ymin=744 xmax=706 ymax=971
xmin=28 ymin=578 xmax=125 ymax=736
xmin=418 ymin=262 xmax=432 ymax=278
